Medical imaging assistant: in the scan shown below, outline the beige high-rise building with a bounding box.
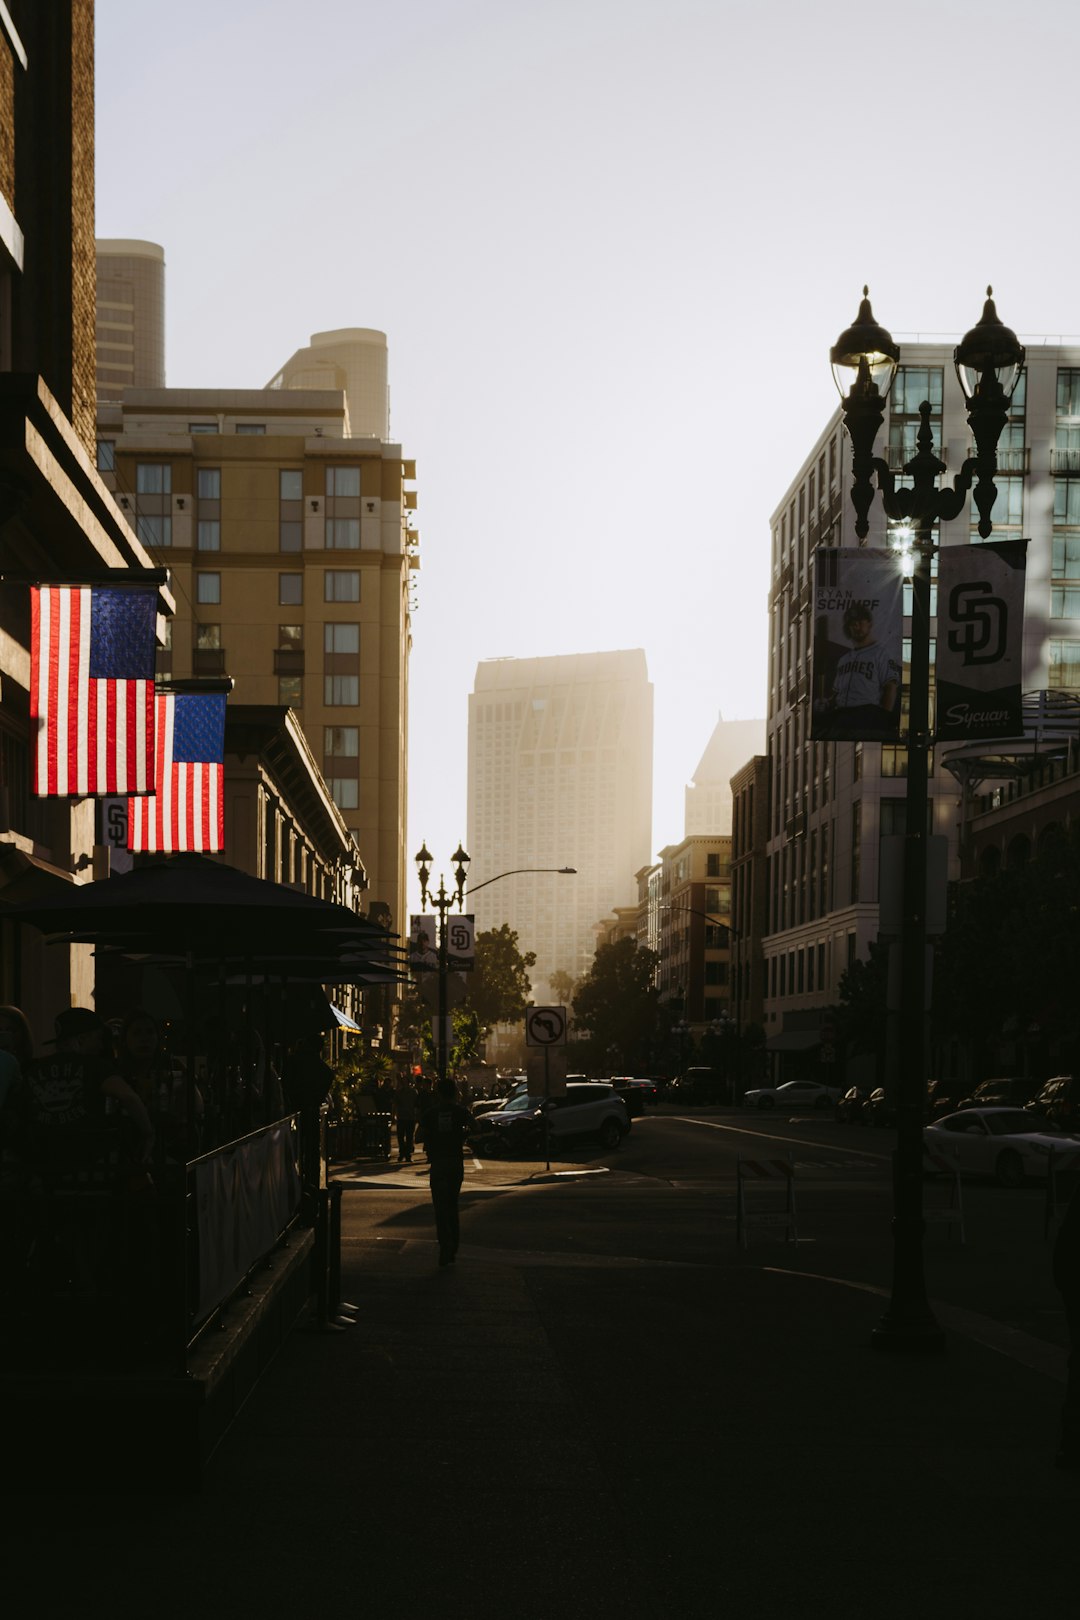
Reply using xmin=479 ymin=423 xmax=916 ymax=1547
xmin=95 ymin=240 xmax=165 ymax=403
xmin=95 ymin=382 xmax=417 ymax=935
xmin=268 ymin=328 xmax=389 ymax=441
xmin=467 ymin=650 xmax=653 ymax=997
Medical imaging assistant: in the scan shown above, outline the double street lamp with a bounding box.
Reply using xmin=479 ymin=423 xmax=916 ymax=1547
xmin=829 ymin=288 xmax=1024 ymax=1351
xmin=413 ymin=846 xmax=576 ymax=1081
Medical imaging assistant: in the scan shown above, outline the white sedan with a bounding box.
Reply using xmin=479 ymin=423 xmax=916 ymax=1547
xmin=923 ymin=1107 xmax=1078 ymax=1187
xmin=741 ymin=1079 xmax=841 ymax=1112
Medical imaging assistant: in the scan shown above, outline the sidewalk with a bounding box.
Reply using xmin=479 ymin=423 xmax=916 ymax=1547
xmin=14 ymin=1175 xmax=1079 ymax=1620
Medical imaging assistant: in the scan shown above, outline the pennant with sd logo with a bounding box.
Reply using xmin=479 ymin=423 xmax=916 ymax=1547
xmin=935 ymin=540 xmax=1027 ymax=741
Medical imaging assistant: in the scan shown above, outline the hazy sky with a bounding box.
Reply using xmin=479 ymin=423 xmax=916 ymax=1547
xmin=95 ymin=0 xmax=1080 ymax=909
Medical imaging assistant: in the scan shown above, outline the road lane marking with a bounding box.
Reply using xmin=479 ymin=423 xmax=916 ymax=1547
xmin=667 ymin=1116 xmax=889 ymax=1163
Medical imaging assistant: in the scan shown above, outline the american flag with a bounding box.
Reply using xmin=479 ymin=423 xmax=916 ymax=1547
xmin=128 ymin=690 xmax=227 ymax=853
xmin=30 ymin=585 xmax=157 ymax=797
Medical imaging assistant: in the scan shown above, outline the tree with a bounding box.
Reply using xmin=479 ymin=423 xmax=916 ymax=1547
xmin=548 ymin=969 xmax=576 ymax=1006
xmin=572 ymin=937 xmax=659 ymax=1074
xmin=835 ymin=938 xmax=889 ymax=1081
xmin=463 ymin=924 xmax=536 ymax=1033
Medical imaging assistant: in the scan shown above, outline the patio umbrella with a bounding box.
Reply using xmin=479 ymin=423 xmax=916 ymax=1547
xmin=2 ymin=853 xmax=399 ymax=962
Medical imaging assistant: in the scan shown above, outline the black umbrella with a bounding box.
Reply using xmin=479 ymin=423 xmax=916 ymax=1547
xmin=2 ymin=853 xmax=398 ymax=961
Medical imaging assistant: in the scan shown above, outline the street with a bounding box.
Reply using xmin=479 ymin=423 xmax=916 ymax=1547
xmin=336 ymin=1103 xmax=1070 ymax=1356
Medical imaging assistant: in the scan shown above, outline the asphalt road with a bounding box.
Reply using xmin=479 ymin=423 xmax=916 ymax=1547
xmin=343 ymin=1104 xmax=1070 ymax=1353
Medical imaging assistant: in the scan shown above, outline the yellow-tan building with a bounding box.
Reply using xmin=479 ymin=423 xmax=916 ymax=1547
xmin=95 ymin=384 xmax=417 ymax=938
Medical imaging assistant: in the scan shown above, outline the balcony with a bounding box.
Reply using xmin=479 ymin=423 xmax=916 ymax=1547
xmin=1051 ymin=447 xmax=1080 ymax=475
xmin=273 ymin=649 xmax=305 ymax=676
xmin=192 ymin=647 xmax=227 ymax=676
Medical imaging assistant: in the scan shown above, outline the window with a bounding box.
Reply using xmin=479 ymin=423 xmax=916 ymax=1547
xmin=326 ymin=467 xmax=360 ymax=498
xmin=706 ymin=852 xmax=721 ymax=877
xmin=279 ymin=573 xmax=303 ymax=606
xmin=136 ymin=514 xmax=171 ymax=547
xmin=196 ymin=624 xmax=221 ymax=649
xmin=326 ymin=518 xmax=360 ymax=549
xmin=189 ymin=423 xmax=217 ymax=435
xmin=324 ymin=570 xmax=360 ymax=602
xmin=880 ymin=745 xmax=907 ymax=778
xmin=278 ymin=676 xmax=302 ymax=706
xmin=325 ymin=675 xmax=359 ymax=705
xmin=96 ymin=441 xmax=115 ymax=471
xmin=236 ymin=423 xmax=265 ymax=435
xmin=329 ymin=779 xmax=359 ymax=811
xmin=324 ymin=623 xmax=359 ymax=655
xmin=136 ymin=463 xmax=170 ymax=495
xmin=278 ymin=625 xmax=303 ymax=650
xmin=280 ymin=521 xmax=302 ymax=552
xmin=1048 ymin=640 xmax=1080 ymax=688
xmin=197 ymin=572 xmax=221 ymax=605
xmin=197 ymin=520 xmax=220 ymax=551
xmin=198 ymin=468 xmax=221 ymax=500
xmin=280 ymin=470 xmax=303 ymax=501
xmin=325 ymin=726 xmax=359 ymax=757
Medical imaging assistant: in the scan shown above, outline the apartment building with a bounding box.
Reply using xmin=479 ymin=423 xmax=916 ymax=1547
xmin=467 ymin=650 xmax=653 ymax=998
xmin=653 ymin=833 xmax=732 ymax=1031
xmin=764 ymin=337 xmax=1080 ymax=1056
xmin=95 ymin=381 xmax=417 ymax=935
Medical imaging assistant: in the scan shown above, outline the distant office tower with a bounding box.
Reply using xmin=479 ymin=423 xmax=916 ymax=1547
xmin=95 ymin=240 xmax=165 ymax=403
xmin=684 ymin=713 xmax=766 ymax=835
xmin=467 ymin=651 xmax=653 ymax=997
xmin=267 ymin=329 xmax=390 ymax=441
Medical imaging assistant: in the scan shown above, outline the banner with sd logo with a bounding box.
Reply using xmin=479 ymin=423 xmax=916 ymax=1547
xmin=935 ymin=540 xmax=1027 ymax=740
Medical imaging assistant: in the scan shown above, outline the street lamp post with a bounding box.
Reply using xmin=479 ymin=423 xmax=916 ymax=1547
xmin=830 ymin=288 xmax=1024 ymax=1351
xmin=414 ymin=841 xmax=470 ymax=1083
xmin=412 ymin=854 xmax=578 ymax=1082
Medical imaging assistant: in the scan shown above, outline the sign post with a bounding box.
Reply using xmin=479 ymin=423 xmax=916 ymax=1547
xmin=525 ymin=1005 xmax=568 ymax=1171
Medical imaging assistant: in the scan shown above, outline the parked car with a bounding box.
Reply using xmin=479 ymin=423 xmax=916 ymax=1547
xmin=926 ymin=1079 xmax=963 ymax=1121
xmin=955 ymin=1077 xmax=1041 ymax=1111
xmin=471 ymin=1078 xmax=531 ymax=1118
xmin=743 ymin=1079 xmax=841 ymax=1112
xmin=669 ymin=1067 xmax=723 ymax=1105
xmin=1026 ymin=1075 xmax=1080 ymax=1131
xmin=835 ymin=1085 xmax=871 ymax=1123
xmin=863 ymin=1087 xmax=895 ymax=1127
xmin=471 ymin=1083 xmax=631 ymax=1156
xmin=924 ymin=1106 xmax=1073 ymax=1187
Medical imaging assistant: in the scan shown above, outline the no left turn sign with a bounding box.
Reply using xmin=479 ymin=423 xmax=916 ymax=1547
xmin=525 ymin=1005 xmax=568 ymax=1047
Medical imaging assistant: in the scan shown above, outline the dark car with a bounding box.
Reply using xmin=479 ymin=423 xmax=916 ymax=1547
xmin=835 ymin=1085 xmax=871 ymax=1123
xmin=609 ymin=1077 xmax=660 ymax=1115
xmin=926 ymin=1079 xmax=963 ymax=1121
xmin=1026 ymin=1075 xmax=1080 ymax=1131
xmin=670 ymin=1067 xmax=723 ymax=1105
xmin=956 ymin=1077 xmax=1040 ymax=1111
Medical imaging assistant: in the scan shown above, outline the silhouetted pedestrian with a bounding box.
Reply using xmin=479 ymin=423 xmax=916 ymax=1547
xmin=420 ymin=1078 xmax=474 ymax=1267
xmin=1053 ymin=1178 xmax=1080 ymax=1469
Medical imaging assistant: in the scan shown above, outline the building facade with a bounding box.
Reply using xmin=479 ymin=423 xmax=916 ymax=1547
xmin=763 ymin=338 xmax=1080 ymax=1059
xmin=653 ymin=833 xmax=732 ymax=1031
xmin=467 ymin=650 xmax=653 ymax=998
xmin=684 ymin=713 xmax=765 ymax=836
xmin=95 ymin=239 xmax=165 ymax=403
xmin=95 ymin=383 xmax=417 ymax=937
xmin=1 ymin=2 xmax=176 ymax=1036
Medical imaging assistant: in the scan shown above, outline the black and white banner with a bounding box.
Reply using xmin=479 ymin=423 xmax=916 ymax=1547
xmin=936 ymin=541 xmax=1027 ymax=741
xmin=811 ymin=549 xmax=904 ymax=742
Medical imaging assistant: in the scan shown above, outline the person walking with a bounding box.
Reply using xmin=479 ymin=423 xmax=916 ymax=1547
xmin=1053 ymin=1178 xmax=1080 ymax=1469
xmin=420 ymin=1078 xmax=474 ymax=1267
xmin=393 ymin=1074 xmax=420 ymax=1164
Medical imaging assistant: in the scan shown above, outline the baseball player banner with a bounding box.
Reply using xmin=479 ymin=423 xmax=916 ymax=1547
xmin=935 ymin=540 xmax=1027 ymax=740
xmin=811 ymin=549 xmax=904 ymax=742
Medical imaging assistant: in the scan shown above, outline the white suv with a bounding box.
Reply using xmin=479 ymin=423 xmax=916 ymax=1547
xmin=473 ymin=1083 xmax=630 ymax=1155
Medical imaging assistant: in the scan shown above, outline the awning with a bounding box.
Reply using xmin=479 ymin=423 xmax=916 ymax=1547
xmin=765 ymin=1029 xmax=821 ymax=1053
xmin=0 ymin=842 xmax=79 ymax=906
xmin=329 ymin=1002 xmax=362 ymax=1032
